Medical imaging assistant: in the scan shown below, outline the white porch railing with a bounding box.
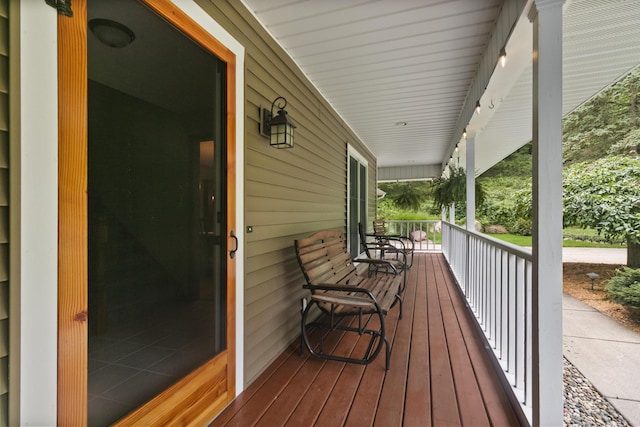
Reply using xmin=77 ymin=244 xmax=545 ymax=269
xmin=441 ymin=221 xmax=533 ymax=423
xmin=380 ymin=220 xmax=440 ymax=251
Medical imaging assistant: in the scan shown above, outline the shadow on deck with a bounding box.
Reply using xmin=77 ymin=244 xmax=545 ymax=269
xmin=210 ymin=253 xmax=524 ymax=426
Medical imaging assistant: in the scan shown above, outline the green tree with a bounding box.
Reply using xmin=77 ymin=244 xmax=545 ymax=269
xmin=563 ymin=67 xmax=640 ymax=165
xmin=563 ymin=155 xmax=640 ymax=267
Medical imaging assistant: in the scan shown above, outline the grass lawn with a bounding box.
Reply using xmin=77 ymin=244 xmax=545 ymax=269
xmin=486 ymin=232 xmax=626 ymax=248
xmin=486 ymin=234 xmax=531 ymax=246
xmin=561 ymin=239 xmax=625 ymax=248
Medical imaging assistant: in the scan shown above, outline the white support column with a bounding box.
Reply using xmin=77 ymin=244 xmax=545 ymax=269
xmin=449 ymin=202 xmax=455 ymax=224
xmin=465 ymin=136 xmax=476 ymax=232
xmin=530 ymin=1 xmax=564 ymax=425
xmin=19 ymin=2 xmax=59 ymax=425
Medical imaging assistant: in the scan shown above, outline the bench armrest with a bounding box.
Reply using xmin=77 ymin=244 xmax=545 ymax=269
xmin=303 ymin=282 xmax=383 ymax=309
xmin=366 ymin=233 xmax=414 ymax=251
xmin=362 ymin=242 xmax=408 ymax=259
xmin=352 ymin=257 xmax=400 ymax=274
xmin=304 ymin=282 xmax=376 ymax=295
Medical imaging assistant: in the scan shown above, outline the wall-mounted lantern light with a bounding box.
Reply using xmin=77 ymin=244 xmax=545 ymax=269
xmin=261 ymin=96 xmax=296 ymax=148
xmin=475 ymin=100 xmax=481 ymax=115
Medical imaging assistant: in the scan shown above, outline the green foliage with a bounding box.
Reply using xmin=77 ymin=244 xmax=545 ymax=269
xmin=563 ymin=227 xmax=625 ymax=245
xmin=376 ymin=196 xmax=395 ymax=219
xmin=480 ymin=143 xmax=532 ymax=178
xmin=562 ymin=239 xmax=624 ymax=248
xmin=487 ymin=233 xmax=623 ymax=248
xmin=476 ymin=144 xmax=532 ymax=235
xmin=563 ymin=66 xmax=640 ymax=165
xmin=511 ymin=218 xmax=532 ymax=236
xmin=513 ymin=185 xmax=533 ymax=221
xmin=478 ymin=199 xmax=517 ymax=229
xmin=392 ymin=183 xmax=423 ymax=211
xmin=477 ymin=175 xmax=531 ymax=235
xmin=432 ymin=165 xmax=486 ymax=212
xmin=378 ymin=181 xmax=432 ymax=200
xmin=377 ymin=181 xmax=437 ymax=219
xmin=391 ymin=211 xmax=436 ymax=220
xmin=432 ymin=166 xmax=465 ymax=211
xmin=609 ymin=128 xmax=640 ymax=156
xmin=563 ymin=155 xmax=640 ymax=244
xmin=605 ymin=267 xmax=640 ymax=307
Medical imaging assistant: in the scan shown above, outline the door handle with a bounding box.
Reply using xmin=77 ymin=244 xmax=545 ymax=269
xmin=230 ymin=231 xmax=238 ymax=259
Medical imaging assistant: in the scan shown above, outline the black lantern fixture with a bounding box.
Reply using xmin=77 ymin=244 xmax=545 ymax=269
xmin=261 ymin=96 xmax=296 ymax=148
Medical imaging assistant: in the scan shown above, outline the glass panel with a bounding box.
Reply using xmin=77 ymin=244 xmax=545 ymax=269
xmin=359 ymin=163 xmax=367 ymax=252
xmin=349 ymin=156 xmax=359 ymax=258
xmin=87 ymin=0 xmax=226 ymax=424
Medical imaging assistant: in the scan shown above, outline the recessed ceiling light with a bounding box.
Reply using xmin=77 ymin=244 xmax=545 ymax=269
xmin=89 ymin=18 xmax=136 ymax=48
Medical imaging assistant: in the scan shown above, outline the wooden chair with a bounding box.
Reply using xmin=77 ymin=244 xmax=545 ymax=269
xmin=370 ymin=219 xmax=414 ymax=269
xmin=358 ymin=222 xmax=408 ymax=293
xmin=295 ymin=230 xmax=404 ymax=370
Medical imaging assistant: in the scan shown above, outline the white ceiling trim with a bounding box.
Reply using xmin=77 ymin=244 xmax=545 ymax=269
xmin=241 ymin=0 xmax=640 ymax=179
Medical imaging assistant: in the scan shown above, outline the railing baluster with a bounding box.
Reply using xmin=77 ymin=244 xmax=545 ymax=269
xmin=440 ymin=222 xmax=533 ymax=422
xmin=382 ymin=219 xmax=444 ymax=253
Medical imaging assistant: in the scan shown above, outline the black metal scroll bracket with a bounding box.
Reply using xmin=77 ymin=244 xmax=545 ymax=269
xmin=45 ymin=0 xmax=73 ymax=17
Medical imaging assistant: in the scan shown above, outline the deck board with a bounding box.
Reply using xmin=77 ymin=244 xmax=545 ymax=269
xmin=209 ymin=253 xmax=524 ymax=427
xmin=404 ymin=255 xmax=431 ymax=426
xmin=372 ymin=258 xmax=418 ymax=427
xmin=426 ymin=255 xmax=462 ymax=426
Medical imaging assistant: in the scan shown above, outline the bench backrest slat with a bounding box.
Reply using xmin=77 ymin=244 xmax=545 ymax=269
xmin=295 ymin=230 xmax=358 ymax=287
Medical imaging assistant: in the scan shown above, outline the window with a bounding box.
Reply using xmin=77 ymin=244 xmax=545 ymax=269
xmin=347 ymin=146 xmax=368 ymax=258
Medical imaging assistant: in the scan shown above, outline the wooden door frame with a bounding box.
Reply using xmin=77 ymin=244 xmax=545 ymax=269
xmin=57 ymin=1 xmax=237 ymax=424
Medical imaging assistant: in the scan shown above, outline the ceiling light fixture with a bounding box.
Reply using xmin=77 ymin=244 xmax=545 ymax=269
xmin=89 ymin=18 xmax=136 ymax=48
xmin=499 ymin=47 xmax=507 ymax=68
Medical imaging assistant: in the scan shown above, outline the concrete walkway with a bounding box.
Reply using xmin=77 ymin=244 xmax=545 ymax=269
xmin=562 ymin=247 xmax=627 ymax=264
xmin=562 ymin=248 xmax=639 ymax=425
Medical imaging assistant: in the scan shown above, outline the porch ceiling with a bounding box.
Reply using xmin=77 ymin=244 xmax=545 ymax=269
xmin=240 ymin=0 xmax=640 ymax=179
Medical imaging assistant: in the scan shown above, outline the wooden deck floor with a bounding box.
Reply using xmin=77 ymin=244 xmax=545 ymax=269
xmin=209 ymin=253 xmax=524 ymax=427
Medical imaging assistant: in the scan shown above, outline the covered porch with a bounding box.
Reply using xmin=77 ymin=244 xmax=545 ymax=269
xmin=210 ymin=252 xmax=524 ymax=426
xmin=234 ymin=0 xmax=640 ymax=424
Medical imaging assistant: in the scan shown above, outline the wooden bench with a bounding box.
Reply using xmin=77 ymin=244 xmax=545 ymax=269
xmin=295 ymin=229 xmax=404 ymax=370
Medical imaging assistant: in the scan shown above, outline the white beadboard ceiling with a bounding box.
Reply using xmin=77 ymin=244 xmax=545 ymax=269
xmin=241 ymin=0 xmax=640 ymax=178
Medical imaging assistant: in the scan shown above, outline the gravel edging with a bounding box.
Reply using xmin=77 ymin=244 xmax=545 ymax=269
xmin=564 ymin=357 xmax=630 ymax=426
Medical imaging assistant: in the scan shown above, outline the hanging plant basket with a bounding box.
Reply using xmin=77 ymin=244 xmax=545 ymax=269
xmin=432 ymin=165 xmax=485 ymax=211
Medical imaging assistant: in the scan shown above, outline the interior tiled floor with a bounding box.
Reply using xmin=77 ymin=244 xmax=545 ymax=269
xmin=88 ymin=300 xmax=218 ymax=426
